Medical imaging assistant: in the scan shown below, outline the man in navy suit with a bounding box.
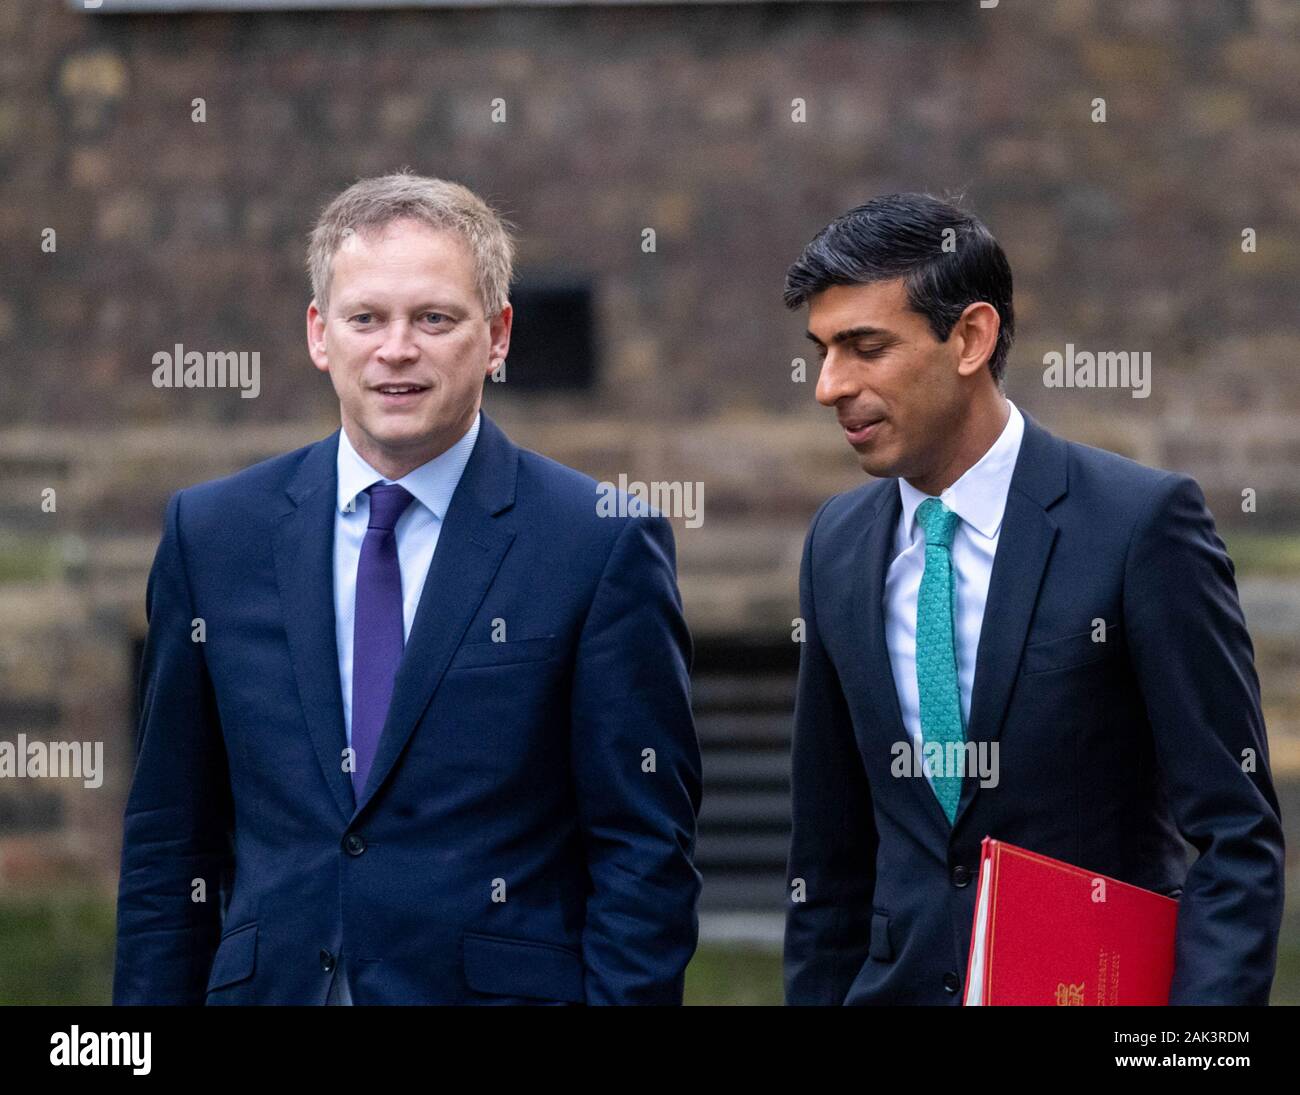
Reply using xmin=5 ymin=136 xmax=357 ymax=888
xmin=113 ymin=172 xmax=702 ymax=1005
xmin=781 ymin=194 xmax=1284 ymax=1005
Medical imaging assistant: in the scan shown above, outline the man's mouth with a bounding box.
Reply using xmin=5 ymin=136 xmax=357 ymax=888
xmin=841 ymin=416 xmax=885 ymax=445
xmin=372 ymin=383 xmax=429 ymax=402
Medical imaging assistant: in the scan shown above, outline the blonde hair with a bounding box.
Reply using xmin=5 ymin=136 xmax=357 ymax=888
xmin=306 ymin=170 xmax=516 ymax=317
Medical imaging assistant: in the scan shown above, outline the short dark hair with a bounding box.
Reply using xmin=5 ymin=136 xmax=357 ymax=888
xmin=783 ymin=193 xmax=1015 ymax=386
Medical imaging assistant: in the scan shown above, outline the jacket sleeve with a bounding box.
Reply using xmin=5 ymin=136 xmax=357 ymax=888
xmin=113 ymin=489 xmax=235 ymax=1005
xmin=1123 ymin=473 xmax=1285 ymax=1004
xmin=569 ymin=513 xmax=703 ymax=1004
xmin=784 ymin=499 xmax=879 ymax=1005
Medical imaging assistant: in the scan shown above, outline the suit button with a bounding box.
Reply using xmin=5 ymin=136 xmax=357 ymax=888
xmin=320 ymin=949 xmax=336 ymax=973
xmin=943 ymin=972 xmax=960 ymax=994
xmin=952 ymin=865 xmax=970 ymax=887
xmin=343 ymin=833 xmax=366 ymax=856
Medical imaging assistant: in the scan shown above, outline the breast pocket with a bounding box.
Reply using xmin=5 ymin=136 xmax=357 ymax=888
xmin=447 ymin=636 xmax=558 ymax=671
xmin=1021 ymin=624 xmax=1118 ymax=676
xmin=412 ymin=636 xmax=566 ymax=766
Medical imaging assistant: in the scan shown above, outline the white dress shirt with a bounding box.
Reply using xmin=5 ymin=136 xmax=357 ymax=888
xmin=883 ymin=400 xmax=1025 ymax=785
xmin=325 ymin=408 xmax=480 ymax=1005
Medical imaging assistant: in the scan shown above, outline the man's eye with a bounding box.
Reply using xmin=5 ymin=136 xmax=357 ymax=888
xmin=351 ymin=314 xmax=372 ymax=324
xmin=856 ymin=347 xmax=884 ymax=359
xmin=422 ymin=312 xmax=448 ymax=324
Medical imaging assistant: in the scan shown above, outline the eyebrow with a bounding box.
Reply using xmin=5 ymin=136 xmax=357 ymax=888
xmin=340 ymin=300 xmax=462 ymax=315
xmin=804 ymin=325 xmax=892 ymax=346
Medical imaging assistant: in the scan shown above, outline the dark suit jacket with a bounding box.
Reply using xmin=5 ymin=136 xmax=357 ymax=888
xmin=114 ymin=410 xmax=703 ymax=1005
xmin=784 ymin=409 xmax=1284 ymax=1005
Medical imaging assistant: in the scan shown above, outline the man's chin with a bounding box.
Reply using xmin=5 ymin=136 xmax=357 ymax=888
xmin=856 ymin=451 xmax=901 ymax=479
xmin=361 ymin=416 xmax=437 ymax=448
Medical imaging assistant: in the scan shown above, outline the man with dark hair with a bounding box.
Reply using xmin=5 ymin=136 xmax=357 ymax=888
xmin=781 ymin=193 xmax=1283 ymax=1005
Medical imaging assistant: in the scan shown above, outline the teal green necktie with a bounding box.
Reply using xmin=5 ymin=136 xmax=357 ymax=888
xmin=915 ymin=497 xmax=964 ymax=823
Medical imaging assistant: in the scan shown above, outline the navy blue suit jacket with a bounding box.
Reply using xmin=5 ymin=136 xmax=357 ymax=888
xmin=784 ymin=410 xmax=1284 ymax=1005
xmin=114 ymin=411 xmax=702 ymax=1005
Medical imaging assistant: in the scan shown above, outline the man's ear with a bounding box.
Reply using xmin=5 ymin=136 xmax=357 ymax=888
xmin=485 ymin=302 xmax=513 ymax=377
xmin=953 ymin=301 xmax=1000 ymax=380
xmin=307 ymin=300 xmax=329 ymax=374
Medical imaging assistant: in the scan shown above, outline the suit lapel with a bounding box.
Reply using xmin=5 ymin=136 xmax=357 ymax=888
xmin=953 ymin=410 xmax=1067 ymax=827
xmin=351 ymin=411 xmax=519 ymax=817
xmin=854 ymin=484 xmax=953 ymax=840
xmin=852 ymin=411 xmax=1070 ymax=834
xmin=272 ymin=413 xmax=522 ymax=823
xmin=273 ymin=430 xmax=355 ymax=823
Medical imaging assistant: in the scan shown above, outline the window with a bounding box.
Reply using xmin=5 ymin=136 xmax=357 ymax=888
xmin=500 ymin=279 xmax=596 ymax=393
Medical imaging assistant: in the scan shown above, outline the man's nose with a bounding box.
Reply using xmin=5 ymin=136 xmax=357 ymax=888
xmin=377 ymin=319 xmax=419 ymax=362
xmin=814 ymin=351 xmax=857 ymax=407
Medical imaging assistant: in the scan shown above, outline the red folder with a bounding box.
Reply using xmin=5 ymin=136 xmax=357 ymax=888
xmin=963 ymin=837 xmax=1178 ymax=1005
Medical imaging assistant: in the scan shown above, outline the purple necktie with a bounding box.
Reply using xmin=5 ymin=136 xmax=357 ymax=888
xmin=351 ymin=482 xmax=415 ymax=799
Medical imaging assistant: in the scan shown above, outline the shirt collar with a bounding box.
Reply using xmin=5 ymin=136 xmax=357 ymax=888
xmin=898 ymin=399 xmax=1025 ymax=544
xmin=336 ymin=410 xmax=481 ymax=521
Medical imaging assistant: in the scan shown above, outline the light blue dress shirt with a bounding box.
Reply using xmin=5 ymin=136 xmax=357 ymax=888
xmin=325 ymin=409 xmax=480 ymax=1005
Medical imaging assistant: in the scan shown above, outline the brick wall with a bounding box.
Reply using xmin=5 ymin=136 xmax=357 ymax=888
xmin=1 ymin=0 xmax=1297 ymax=880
